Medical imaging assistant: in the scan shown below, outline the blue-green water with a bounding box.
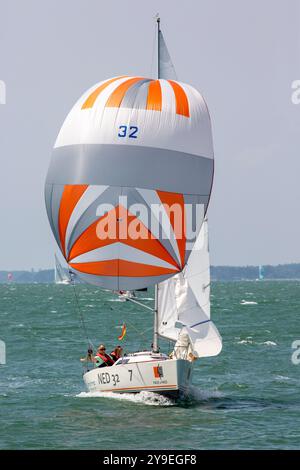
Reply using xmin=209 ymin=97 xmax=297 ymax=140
xmin=0 ymin=281 xmax=300 ymax=449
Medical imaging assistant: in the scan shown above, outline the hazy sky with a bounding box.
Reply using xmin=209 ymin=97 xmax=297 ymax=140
xmin=1 ymin=0 xmax=300 ymax=270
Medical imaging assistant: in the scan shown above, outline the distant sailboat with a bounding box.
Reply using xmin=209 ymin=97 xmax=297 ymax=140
xmin=259 ymin=265 xmax=264 ymax=280
xmin=54 ymin=254 xmax=71 ymax=285
xmin=118 ymin=290 xmax=136 ymax=302
xmin=45 ymin=17 xmax=222 ymax=397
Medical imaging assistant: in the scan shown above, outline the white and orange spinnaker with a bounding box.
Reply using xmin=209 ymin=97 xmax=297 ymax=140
xmin=45 ymin=76 xmax=214 ymax=290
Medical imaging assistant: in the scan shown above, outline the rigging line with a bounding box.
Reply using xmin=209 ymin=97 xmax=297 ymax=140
xmin=118 ymin=294 xmax=154 ymax=311
xmin=71 ymin=280 xmax=95 ymax=350
xmin=113 ymin=292 xmax=153 ymax=344
xmin=124 ymin=317 xmax=150 ymax=344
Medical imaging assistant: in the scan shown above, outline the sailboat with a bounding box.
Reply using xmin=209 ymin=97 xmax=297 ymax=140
xmin=45 ymin=18 xmax=222 ymax=397
xmin=54 ymin=254 xmax=71 ymax=285
xmin=259 ymin=265 xmax=264 ymax=280
xmin=118 ymin=290 xmax=136 ymax=301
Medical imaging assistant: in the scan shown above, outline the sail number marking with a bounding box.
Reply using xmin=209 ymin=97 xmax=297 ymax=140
xmin=97 ymin=372 xmax=120 ymax=386
xmin=118 ymin=125 xmax=138 ymax=139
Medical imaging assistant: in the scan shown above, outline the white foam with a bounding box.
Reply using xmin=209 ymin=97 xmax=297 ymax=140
xmin=188 ymin=385 xmax=224 ymax=401
xmin=240 ymin=300 xmax=258 ymax=305
xmin=275 ymin=375 xmax=291 ymax=382
xmin=262 ymin=341 xmax=277 ymax=346
xmin=76 ymin=390 xmax=174 ymax=406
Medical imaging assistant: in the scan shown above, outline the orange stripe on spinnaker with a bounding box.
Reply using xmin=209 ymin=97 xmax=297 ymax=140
xmin=168 ymin=80 xmax=190 ymax=117
xmin=105 ymin=77 xmax=144 ymax=108
xmin=58 ymin=185 xmax=88 ymax=257
xmin=67 ymin=217 xmax=113 ymax=262
xmin=68 ymin=205 xmax=181 ymax=270
xmin=69 ymin=260 xmax=179 ymax=277
xmin=157 ymin=190 xmax=186 ymax=268
xmin=81 ymin=76 xmax=126 ymax=109
xmin=146 ymin=80 xmax=162 ymax=112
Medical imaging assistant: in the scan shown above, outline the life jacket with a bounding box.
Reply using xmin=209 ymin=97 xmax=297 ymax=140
xmin=95 ymin=352 xmax=114 ymax=366
xmin=110 ymin=351 xmax=119 ymax=363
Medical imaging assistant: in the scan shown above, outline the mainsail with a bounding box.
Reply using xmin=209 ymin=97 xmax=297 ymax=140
xmin=45 ymin=37 xmax=214 ymax=290
xmin=157 ymin=219 xmax=222 ymax=357
xmin=158 ymin=26 xmax=177 ymax=80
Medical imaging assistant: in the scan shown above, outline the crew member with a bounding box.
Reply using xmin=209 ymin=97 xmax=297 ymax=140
xmin=110 ymin=345 xmax=123 ymax=363
xmin=80 ymin=347 xmax=95 ymax=364
xmin=95 ymin=344 xmax=114 ymax=368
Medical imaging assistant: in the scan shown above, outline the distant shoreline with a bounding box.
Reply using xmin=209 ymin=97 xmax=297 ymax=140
xmin=1 ymin=264 xmax=300 ymax=283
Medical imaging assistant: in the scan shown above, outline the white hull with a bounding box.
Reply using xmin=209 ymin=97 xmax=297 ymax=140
xmin=83 ymin=352 xmax=193 ymax=398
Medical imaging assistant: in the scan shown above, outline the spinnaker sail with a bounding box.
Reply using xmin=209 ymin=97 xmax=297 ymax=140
xmin=45 ymin=74 xmax=214 ymax=290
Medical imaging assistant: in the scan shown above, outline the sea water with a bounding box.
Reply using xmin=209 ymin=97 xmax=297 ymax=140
xmin=0 ymin=281 xmax=300 ymax=449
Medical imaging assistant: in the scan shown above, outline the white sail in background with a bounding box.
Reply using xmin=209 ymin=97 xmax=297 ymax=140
xmin=157 ymin=219 xmax=222 ymax=358
xmin=54 ymin=254 xmax=70 ymax=284
xmin=159 ymin=29 xmax=177 ymax=80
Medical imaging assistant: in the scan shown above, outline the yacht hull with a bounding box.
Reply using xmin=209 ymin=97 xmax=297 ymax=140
xmin=83 ymin=357 xmax=193 ymax=397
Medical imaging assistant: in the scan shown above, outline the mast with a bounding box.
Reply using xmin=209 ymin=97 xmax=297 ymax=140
xmin=157 ymin=15 xmax=161 ymax=80
xmin=152 ymin=15 xmax=161 ymax=354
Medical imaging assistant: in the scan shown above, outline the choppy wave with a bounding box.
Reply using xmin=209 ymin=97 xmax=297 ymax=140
xmin=274 ymin=375 xmax=291 ymax=382
xmin=187 ymin=385 xmax=224 ymax=401
xmin=237 ymin=339 xmax=254 ymax=344
xmin=237 ymin=339 xmax=277 ymax=346
xmin=76 ymin=386 xmax=224 ymax=406
xmin=76 ymin=390 xmax=175 ymax=406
